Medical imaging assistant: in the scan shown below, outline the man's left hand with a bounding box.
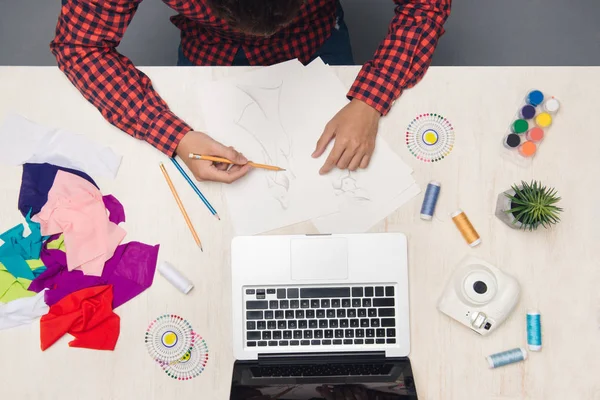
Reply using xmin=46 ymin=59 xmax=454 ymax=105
xmin=312 ymin=98 xmax=381 ymax=175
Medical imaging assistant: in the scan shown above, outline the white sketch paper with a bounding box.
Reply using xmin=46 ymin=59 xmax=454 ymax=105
xmin=0 ymin=113 xmax=122 ymax=179
xmin=313 ymin=143 xmax=420 ymax=233
xmin=304 ymin=59 xmax=421 ymax=233
xmin=199 ymin=60 xmax=340 ymax=235
xmin=199 ymin=58 xmax=419 ymax=235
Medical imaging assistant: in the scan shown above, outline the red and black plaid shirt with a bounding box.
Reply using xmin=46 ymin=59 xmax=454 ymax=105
xmin=51 ymin=0 xmax=451 ymax=156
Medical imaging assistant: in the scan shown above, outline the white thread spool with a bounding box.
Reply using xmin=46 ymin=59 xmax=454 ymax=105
xmin=158 ymin=261 xmax=194 ymax=294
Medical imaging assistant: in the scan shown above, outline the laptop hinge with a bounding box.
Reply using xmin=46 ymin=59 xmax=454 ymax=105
xmin=257 ymin=351 xmax=386 ymax=365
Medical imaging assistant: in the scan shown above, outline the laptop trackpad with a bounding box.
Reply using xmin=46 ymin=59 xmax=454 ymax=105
xmin=291 ymin=238 xmax=348 ymax=281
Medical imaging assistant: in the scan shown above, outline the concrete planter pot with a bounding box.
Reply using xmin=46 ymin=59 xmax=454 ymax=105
xmin=495 ymin=188 xmax=526 ymax=230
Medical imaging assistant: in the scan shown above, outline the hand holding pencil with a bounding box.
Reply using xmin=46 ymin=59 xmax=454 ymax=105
xmin=175 ymin=130 xmax=251 ymax=184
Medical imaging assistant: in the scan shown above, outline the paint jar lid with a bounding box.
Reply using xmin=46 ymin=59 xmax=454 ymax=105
xmin=512 ymin=119 xmax=529 ymax=133
xmin=520 ymin=105 xmax=536 ymax=120
xmin=505 ymin=133 xmax=521 ymax=148
xmin=544 ymin=98 xmax=560 ymax=113
xmin=519 ymin=141 xmax=537 ymax=157
xmin=527 ymin=90 xmax=544 ymax=106
xmin=527 ymin=127 xmax=544 ymax=142
xmin=535 ymin=112 xmax=552 ymax=128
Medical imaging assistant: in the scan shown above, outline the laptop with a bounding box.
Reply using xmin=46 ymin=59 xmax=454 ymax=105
xmin=229 ymin=233 xmax=418 ymax=399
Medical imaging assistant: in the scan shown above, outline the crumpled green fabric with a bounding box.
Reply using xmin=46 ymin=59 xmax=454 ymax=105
xmin=0 ymin=211 xmax=48 ymax=280
xmin=0 ymin=259 xmax=45 ymax=302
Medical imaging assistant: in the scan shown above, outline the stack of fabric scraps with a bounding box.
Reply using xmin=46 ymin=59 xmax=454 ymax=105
xmin=0 ymin=115 xmax=159 ymax=352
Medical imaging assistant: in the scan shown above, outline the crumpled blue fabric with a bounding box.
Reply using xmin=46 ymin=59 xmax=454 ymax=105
xmin=18 ymin=162 xmax=98 ymax=218
xmin=0 ymin=211 xmax=48 ymax=280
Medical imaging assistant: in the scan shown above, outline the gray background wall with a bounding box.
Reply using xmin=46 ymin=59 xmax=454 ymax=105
xmin=1 ymin=0 xmax=599 ymax=66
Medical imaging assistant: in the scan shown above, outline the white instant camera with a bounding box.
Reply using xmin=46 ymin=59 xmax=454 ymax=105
xmin=437 ymin=256 xmax=520 ymax=336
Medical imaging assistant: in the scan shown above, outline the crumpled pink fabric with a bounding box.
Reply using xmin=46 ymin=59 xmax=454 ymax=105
xmin=32 ymin=170 xmax=126 ymax=276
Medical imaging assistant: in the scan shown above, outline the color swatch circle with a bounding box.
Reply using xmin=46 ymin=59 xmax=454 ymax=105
xmin=527 ymin=90 xmax=544 ymax=106
xmin=519 ymin=141 xmax=537 ymax=157
xmin=527 ymin=127 xmax=544 ymax=142
xmin=520 ymin=105 xmax=536 ymax=120
xmin=512 ymin=119 xmax=529 ymax=134
xmin=535 ymin=112 xmax=552 ymax=128
xmin=405 ymin=113 xmax=455 ymax=163
xmin=145 ymin=314 xmax=194 ymax=363
xmin=544 ymin=98 xmax=560 ymax=113
xmin=504 ymin=133 xmax=521 ymax=148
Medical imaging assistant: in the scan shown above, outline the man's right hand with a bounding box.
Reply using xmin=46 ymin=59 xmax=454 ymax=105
xmin=175 ymin=131 xmax=251 ymax=184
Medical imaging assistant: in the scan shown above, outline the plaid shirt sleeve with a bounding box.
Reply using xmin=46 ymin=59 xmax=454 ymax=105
xmin=50 ymin=0 xmax=192 ymax=156
xmin=348 ymin=0 xmax=451 ymax=115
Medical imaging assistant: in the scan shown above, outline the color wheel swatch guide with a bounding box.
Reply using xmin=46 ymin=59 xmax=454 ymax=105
xmin=405 ymin=113 xmax=455 ymax=163
xmin=145 ymin=314 xmax=209 ymax=381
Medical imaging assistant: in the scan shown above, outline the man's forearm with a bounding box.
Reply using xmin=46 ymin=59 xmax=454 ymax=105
xmin=347 ymin=0 xmax=452 ymax=115
xmin=52 ymin=0 xmax=192 ymax=156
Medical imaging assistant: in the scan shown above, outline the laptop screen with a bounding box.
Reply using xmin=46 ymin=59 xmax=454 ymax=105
xmin=230 ymin=358 xmax=417 ymax=399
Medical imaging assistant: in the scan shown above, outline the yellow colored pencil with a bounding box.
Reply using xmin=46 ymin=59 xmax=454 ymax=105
xmin=159 ymin=162 xmax=203 ymax=251
xmin=188 ymin=153 xmax=285 ymax=172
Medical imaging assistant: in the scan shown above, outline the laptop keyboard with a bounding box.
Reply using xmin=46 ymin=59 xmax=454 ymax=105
xmin=243 ymin=285 xmax=397 ymax=348
xmin=250 ymin=363 xmax=394 ymax=377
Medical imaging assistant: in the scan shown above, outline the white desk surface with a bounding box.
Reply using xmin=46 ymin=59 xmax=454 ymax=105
xmin=0 ymin=66 xmax=599 ymax=400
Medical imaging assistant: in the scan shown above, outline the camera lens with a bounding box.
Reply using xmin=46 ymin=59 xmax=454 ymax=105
xmin=473 ymin=281 xmax=487 ymax=294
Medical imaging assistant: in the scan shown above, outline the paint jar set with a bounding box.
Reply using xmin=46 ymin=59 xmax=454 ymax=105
xmin=502 ymin=89 xmax=560 ymax=162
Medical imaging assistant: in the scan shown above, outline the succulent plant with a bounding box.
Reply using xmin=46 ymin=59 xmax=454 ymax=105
xmin=505 ymin=180 xmax=563 ymax=230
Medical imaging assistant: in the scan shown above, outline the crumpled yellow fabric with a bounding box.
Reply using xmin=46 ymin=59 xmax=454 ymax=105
xmin=0 ymin=259 xmax=44 ymax=302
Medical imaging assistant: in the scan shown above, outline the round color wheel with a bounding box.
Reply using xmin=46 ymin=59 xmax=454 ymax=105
xmin=145 ymin=314 xmax=194 ymax=363
xmin=406 ymin=113 xmax=455 ymax=163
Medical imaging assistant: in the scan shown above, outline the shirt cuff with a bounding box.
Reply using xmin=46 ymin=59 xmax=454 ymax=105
xmin=347 ymin=66 xmax=402 ymax=116
xmin=144 ymin=109 xmax=192 ymax=157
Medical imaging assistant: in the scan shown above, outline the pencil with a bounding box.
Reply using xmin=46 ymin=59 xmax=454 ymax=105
xmin=159 ymin=162 xmax=203 ymax=251
xmin=188 ymin=153 xmax=286 ymax=172
xmin=170 ymin=157 xmax=220 ymax=220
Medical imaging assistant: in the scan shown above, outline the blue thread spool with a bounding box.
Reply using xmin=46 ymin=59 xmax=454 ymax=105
xmin=527 ymin=310 xmax=542 ymax=351
xmin=420 ymin=181 xmax=441 ymax=220
xmin=486 ymin=348 xmax=527 ymax=369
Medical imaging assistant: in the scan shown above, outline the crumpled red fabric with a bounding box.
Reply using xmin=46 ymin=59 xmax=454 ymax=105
xmin=40 ymin=285 xmax=120 ymax=351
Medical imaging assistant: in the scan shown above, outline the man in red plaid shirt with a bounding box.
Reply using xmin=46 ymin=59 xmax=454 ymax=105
xmin=52 ymin=0 xmax=451 ymax=183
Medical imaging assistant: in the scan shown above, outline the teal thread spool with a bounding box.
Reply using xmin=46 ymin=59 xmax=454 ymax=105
xmin=486 ymin=348 xmax=527 ymax=369
xmin=527 ymin=310 xmax=542 ymax=351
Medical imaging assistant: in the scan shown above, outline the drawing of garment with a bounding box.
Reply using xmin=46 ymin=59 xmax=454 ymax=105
xmin=235 ymin=82 xmax=296 ymax=209
xmin=332 ymin=171 xmax=371 ymax=202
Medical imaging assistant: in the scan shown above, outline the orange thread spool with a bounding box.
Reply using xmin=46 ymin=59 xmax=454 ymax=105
xmin=452 ymin=209 xmax=481 ymax=247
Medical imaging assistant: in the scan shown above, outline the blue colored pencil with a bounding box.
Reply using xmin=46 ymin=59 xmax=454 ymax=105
xmin=170 ymin=157 xmax=220 ymax=220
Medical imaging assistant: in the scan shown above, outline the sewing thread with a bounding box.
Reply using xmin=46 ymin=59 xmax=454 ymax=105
xmin=158 ymin=261 xmax=194 ymax=294
xmin=527 ymin=310 xmax=542 ymax=351
xmin=487 ymin=347 xmax=527 ymax=369
xmin=452 ymin=209 xmax=481 ymax=247
xmin=420 ymin=181 xmax=441 ymax=220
